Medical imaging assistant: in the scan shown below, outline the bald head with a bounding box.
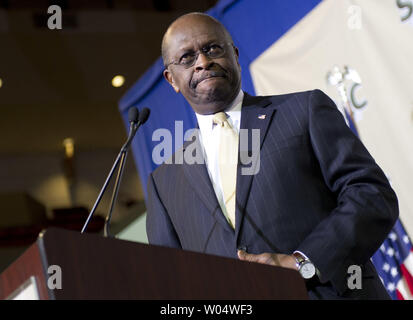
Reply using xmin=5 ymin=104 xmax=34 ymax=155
xmin=161 ymin=13 xmax=233 ymax=67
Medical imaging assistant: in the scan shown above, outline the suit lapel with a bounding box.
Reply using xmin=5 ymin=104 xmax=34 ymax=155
xmin=182 ymin=131 xmax=234 ymax=233
xmin=181 ymin=93 xmax=275 ymax=237
xmin=235 ymin=93 xmax=275 ymax=240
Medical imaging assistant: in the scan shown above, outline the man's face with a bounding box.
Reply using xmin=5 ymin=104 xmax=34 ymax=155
xmin=163 ymin=17 xmax=241 ymax=115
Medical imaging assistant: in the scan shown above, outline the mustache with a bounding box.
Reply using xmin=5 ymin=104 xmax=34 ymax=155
xmin=190 ymin=70 xmax=227 ymax=89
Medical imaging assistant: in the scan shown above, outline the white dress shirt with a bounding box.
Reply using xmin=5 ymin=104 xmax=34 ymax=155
xmin=195 ymin=90 xmax=244 ymax=219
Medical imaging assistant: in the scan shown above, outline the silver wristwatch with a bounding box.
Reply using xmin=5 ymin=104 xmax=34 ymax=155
xmin=293 ymin=251 xmax=316 ymax=279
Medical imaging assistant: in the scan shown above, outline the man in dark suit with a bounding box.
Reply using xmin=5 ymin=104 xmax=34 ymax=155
xmin=146 ymin=12 xmax=399 ymax=299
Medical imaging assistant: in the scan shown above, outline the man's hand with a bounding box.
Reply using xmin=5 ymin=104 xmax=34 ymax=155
xmin=237 ymin=250 xmax=298 ymax=271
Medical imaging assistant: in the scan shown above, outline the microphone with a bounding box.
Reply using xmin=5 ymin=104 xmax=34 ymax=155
xmin=122 ymin=107 xmax=150 ymax=151
xmin=81 ymin=106 xmax=150 ymax=235
xmin=138 ymin=107 xmax=150 ymax=125
xmin=119 ymin=107 xmax=140 ymax=152
xmin=128 ymin=106 xmax=139 ymax=123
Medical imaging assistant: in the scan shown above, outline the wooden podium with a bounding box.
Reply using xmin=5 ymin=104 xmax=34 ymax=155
xmin=0 ymin=228 xmax=308 ymax=300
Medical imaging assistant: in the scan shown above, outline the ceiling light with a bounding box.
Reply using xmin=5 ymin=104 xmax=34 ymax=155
xmin=111 ymin=75 xmax=125 ymax=88
xmin=62 ymin=138 xmax=75 ymax=158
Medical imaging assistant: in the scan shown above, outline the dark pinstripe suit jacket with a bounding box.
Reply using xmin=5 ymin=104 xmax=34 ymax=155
xmin=146 ymin=89 xmax=399 ymax=299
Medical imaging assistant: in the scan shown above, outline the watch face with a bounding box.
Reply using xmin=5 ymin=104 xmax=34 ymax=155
xmin=300 ymin=262 xmax=316 ymax=279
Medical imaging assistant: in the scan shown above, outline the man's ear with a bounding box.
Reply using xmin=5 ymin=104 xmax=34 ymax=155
xmin=163 ymin=69 xmax=180 ymax=93
xmin=233 ymin=45 xmax=241 ymax=69
xmin=233 ymin=45 xmax=241 ymax=68
xmin=233 ymin=45 xmax=239 ymax=58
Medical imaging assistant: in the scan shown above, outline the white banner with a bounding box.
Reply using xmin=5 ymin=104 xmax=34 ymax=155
xmin=250 ymin=0 xmax=413 ymax=236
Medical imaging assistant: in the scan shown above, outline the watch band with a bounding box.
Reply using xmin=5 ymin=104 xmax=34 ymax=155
xmin=293 ymin=251 xmax=307 ymax=266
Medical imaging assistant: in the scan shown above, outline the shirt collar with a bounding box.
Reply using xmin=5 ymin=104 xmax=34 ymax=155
xmin=195 ymin=90 xmax=244 ymax=133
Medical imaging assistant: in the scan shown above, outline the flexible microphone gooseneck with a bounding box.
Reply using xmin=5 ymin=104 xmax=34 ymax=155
xmin=80 ymin=107 xmax=150 ymax=235
xmin=103 ymin=108 xmax=151 ymax=237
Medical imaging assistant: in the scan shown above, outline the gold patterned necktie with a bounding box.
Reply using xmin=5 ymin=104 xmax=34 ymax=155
xmin=213 ymin=112 xmax=238 ymax=229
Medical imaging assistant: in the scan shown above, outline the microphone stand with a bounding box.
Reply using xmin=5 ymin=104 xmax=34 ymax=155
xmin=81 ymin=121 xmax=139 ymax=235
xmin=103 ymin=122 xmax=137 ymax=237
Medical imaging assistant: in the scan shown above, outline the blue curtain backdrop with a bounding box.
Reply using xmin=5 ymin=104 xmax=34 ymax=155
xmin=118 ymin=0 xmax=321 ymax=198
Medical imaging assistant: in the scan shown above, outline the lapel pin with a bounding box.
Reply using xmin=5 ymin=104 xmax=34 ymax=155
xmin=258 ymin=114 xmax=266 ymax=120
